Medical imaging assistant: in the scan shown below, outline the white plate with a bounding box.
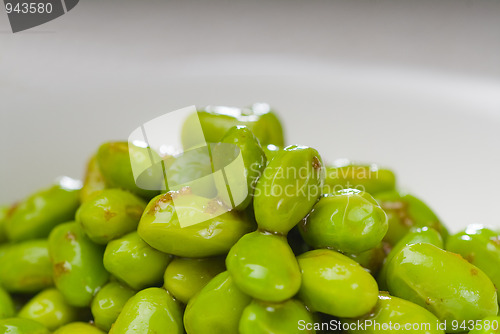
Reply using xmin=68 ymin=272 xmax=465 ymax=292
xmin=1 ymin=56 xmax=499 ymax=233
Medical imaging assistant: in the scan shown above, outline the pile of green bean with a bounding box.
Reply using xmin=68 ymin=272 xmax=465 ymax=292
xmin=0 ymin=104 xmax=499 ymax=334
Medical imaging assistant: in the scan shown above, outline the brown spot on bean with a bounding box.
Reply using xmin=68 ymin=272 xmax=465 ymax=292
xmin=402 ymin=217 xmax=414 ymax=228
xmin=148 ymin=192 xmax=173 ymax=215
xmin=65 ymin=232 xmax=76 ymax=241
xmin=381 ymin=200 xmax=415 ymax=228
xmin=382 ymin=241 xmax=393 ymax=256
xmin=381 ymin=201 xmax=405 ymax=211
xmin=103 ymin=209 xmax=117 ymax=221
xmin=54 ymin=262 xmax=70 ymax=277
xmin=464 ymin=253 xmax=475 ymax=263
xmin=490 ymin=236 xmax=500 ymax=247
xmin=149 ymin=187 xmax=194 ymax=215
xmin=6 ymin=202 xmax=19 ymax=218
xmin=471 ymin=268 xmax=479 ymax=276
xmin=312 ymin=156 xmax=321 ymax=170
xmin=430 ymin=221 xmax=443 ymax=233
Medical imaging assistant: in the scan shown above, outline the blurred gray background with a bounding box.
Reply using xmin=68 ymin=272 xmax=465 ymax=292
xmin=1 ymin=0 xmax=499 ymax=230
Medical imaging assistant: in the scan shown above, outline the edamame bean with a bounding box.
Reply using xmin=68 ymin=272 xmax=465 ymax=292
xmin=110 ymin=288 xmax=183 ymax=334
xmin=90 ymin=281 xmax=135 ymax=331
xmin=323 ymin=160 xmax=396 ymax=195
xmin=254 ymin=145 xmax=324 ymax=234
xmin=163 ymin=256 xmax=226 ymax=304
xmin=378 ymin=227 xmax=443 ymax=290
xmin=77 ymin=188 xmax=146 ymax=244
xmin=48 ymin=222 xmax=109 ymax=307
xmin=446 ymin=225 xmax=500 ymax=304
xmin=213 ymin=126 xmax=267 ymax=210
xmin=300 ymin=189 xmax=388 ymax=253
xmin=226 ymin=231 xmax=301 ymax=302
xmin=104 ymin=231 xmax=171 ymax=290
xmin=386 ymin=243 xmax=498 ymax=332
xmin=5 ymin=178 xmax=81 ymax=242
xmin=375 ymin=191 xmax=448 ymax=246
xmin=239 ymin=299 xmax=316 ymax=334
xmin=184 ymin=271 xmax=251 ymax=334
xmin=344 ymin=293 xmax=444 ymax=334
xmin=138 ymin=190 xmax=255 ymax=257
xmin=96 ymin=141 xmax=162 ymax=199
xmin=296 ymin=249 xmax=379 ymax=318
xmin=182 ymin=103 xmax=284 ymax=148
xmin=80 ymin=155 xmax=106 ymax=203
xmin=0 ymin=239 xmax=53 ymax=293
xmin=0 ymin=318 xmax=50 ymax=334
xmin=18 ymin=288 xmax=79 ymax=331
xmin=53 ymin=322 xmax=106 ymax=334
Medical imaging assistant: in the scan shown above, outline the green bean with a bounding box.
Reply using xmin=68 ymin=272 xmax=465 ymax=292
xmin=0 ymin=239 xmax=53 ymax=293
xmin=103 ymin=231 xmax=171 ymax=290
xmin=5 ymin=178 xmax=81 ymax=242
xmin=48 ymin=222 xmax=109 ymax=307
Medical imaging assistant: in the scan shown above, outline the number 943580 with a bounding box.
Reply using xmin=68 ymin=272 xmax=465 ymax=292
xmin=5 ymin=2 xmax=53 ymax=14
